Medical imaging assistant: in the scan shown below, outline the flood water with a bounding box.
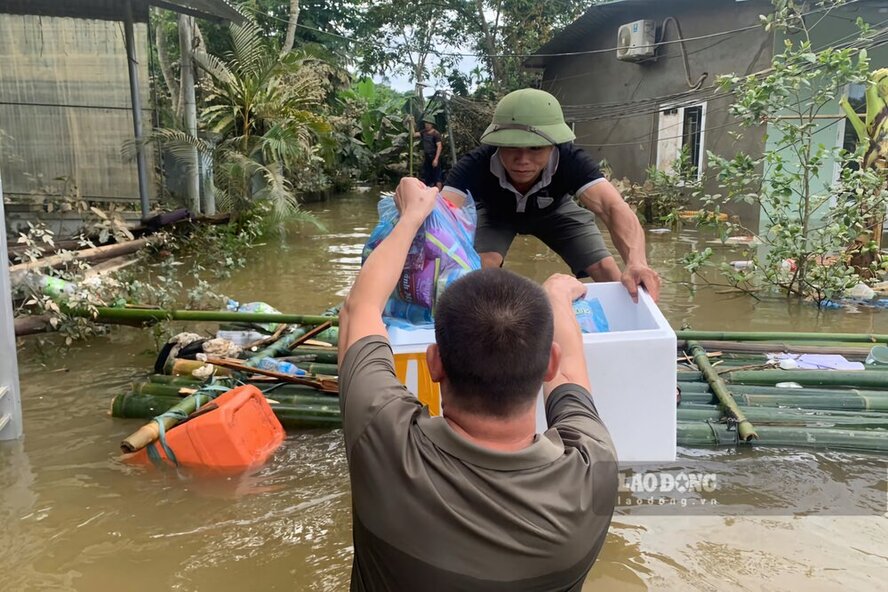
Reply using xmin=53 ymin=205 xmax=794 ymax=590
xmin=2 ymin=191 xmax=887 ymax=591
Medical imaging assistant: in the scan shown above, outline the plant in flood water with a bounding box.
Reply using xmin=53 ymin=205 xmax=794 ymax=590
xmin=16 ymin=211 xmax=267 ymax=349
xmin=683 ymin=0 xmax=887 ymax=305
xmin=609 ymin=148 xmax=701 ymax=227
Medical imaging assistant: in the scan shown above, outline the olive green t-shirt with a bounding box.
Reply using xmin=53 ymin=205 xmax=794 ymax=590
xmin=339 ymin=335 xmax=618 ymax=592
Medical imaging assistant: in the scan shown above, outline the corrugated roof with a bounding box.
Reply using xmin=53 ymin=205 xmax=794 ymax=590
xmin=0 ymin=0 xmax=244 ymax=23
xmin=526 ymin=0 xmax=697 ymax=68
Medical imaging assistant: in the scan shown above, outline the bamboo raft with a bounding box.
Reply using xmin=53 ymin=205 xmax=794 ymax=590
xmin=107 ymin=307 xmax=888 ymax=455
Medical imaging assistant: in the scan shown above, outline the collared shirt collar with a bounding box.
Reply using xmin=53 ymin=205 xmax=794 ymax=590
xmin=490 ymin=147 xmax=560 ymax=213
xmin=417 ymin=412 xmax=565 ymax=471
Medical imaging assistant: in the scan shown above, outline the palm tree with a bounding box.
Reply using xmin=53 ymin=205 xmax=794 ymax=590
xmin=141 ymin=18 xmax=331 ymax=225
xmin=194 ymin=20 xmax=331 ymax=222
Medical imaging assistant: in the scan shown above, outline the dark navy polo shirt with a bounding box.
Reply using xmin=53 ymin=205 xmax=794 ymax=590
xmin=443 ymin=144 xmax=606 ymax=220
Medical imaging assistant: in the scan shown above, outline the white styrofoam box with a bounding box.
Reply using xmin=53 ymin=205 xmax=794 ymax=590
xmin=572 ymin=282 xmax=676 ymax=462
xmin=387 ymin=281 xmax=677 ymax=463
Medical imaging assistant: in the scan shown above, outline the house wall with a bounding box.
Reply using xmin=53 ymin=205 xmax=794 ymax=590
xmin=763 ymin=5 xmax=888 ymax=234
xmin=0 ymin=15 xmax=155 ymax=219
xmin=540 ymin=0 xmax=775 ymax=226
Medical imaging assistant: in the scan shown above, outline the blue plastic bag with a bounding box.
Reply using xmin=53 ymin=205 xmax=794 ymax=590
xmin=363 ymin=192 xmax=481 ymax=327
xmin=573 ymin=297 xmax=610 ymax=333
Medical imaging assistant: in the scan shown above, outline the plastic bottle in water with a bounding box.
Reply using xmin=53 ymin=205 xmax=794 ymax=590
xmin=256 ymin=357 xmax=306 ymax=376
xmin=226 ymin=298 xmax=282 ymax=333
xmin=573 ymin=297 xmax=610 ymax=333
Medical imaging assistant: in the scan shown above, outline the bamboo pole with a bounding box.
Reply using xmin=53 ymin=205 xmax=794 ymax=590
xmin=676 ymin=421 xmax=888 ymax=452
xmin=679 ymin=390 xmax=888 ymax=411
xmin=167 ymin=359 xmax=232 ymax=377
xmin=112 ymin=393 xmax=342 ymax=429
xmin=725 ymin=370 xmax=888 ymax=389
xmin=677 ymin=404 xmax=888 ymax=427
xmin=687 ymin=341 xmax=757 ymax=440
xmin=677 ymin=382 xmax=888 ymax=398
xmin=289 ymin=347 xmax=338 ymax=364
xmin=204 ymin=356 xmax=338 ymax=394
xmin=132 ymin=381 xmax=332 ymax=402
xmin=676 ymin=330 xmax=888 ymax=344
xmin=119 ymin=390 xmax=215 ymax=453
xmin=112 ymin=393 xmax=888 ymax=450
xmin=87 ymin=306 xmax=339 ymax=327
xmin=677 ymin=340 xmax=875 ymax=357
xmin=295 ymin=362 xmax=338 ymax=376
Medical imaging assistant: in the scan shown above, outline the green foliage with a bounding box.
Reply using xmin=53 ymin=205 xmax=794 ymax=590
xmin=468 ymin=0 xmax=594 ymax=93
xmin=355 ymin=2 xmax=463 ymax=91
xmin=611 ymin=148 xmax=701 ymax=227
xmin=323 ymin=78 xmax=413 ymax=187
xmin=199 ymin=1 xmax=362 ymax=58
xmin=684 ymin=0 xmax=885 ymax=305
xmin=149 ymin=18 xmax=333 ymax=223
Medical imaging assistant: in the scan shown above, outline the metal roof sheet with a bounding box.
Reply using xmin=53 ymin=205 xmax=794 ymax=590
xmin=0 ymin=0 xmax=244 ymax=23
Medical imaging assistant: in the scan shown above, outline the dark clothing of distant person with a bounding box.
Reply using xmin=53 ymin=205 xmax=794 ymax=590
xmin=420 ymin=127 xmax=443 ymax=187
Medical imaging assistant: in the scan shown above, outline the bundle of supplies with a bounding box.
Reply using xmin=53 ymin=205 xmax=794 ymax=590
xmin=363 ymin=192 xmax=481 ymax=326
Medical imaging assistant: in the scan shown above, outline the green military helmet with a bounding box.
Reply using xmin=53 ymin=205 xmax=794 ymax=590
xmin=480 ymin=88 xmax=575 ymax=147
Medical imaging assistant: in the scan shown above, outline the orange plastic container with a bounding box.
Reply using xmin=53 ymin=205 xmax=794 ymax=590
xmin=127 ymin=385 xmax=285 ymax=474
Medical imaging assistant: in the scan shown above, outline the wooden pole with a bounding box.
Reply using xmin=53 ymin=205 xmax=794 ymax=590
xmin=123 ymin=0 xmax=151 ymax=220
xmin=8 ymin=237 xmax=157 ymax=274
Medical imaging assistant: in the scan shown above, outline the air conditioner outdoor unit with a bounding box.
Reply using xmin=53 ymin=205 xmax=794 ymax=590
xmin=616 ymin=19 xmax=657 ymax=62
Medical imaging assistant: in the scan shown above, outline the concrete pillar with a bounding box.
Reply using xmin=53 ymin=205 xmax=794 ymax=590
xmin=0 ymin=173 xmax=23 ymax=441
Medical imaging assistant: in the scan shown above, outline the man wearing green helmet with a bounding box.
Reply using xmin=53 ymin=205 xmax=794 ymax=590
xmin=443 ymin=88 xmax=660 ymax=301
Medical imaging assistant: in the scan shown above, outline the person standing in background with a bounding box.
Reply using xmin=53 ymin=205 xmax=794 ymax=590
xmin=415 ymin=118 xmax=444 ymax=190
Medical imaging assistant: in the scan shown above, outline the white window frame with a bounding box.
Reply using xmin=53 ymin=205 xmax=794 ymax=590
xmin=656 ymin=100 xmax=707 ymax=181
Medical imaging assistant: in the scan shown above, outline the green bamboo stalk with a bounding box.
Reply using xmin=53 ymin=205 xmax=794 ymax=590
xmin=296 ymin=362 xmax=338 ymax=376
xmin=687 ymin=341 xmax=757 ymax=440
xmin=678 ymin=340 xmax=875 ymax=357
xmin=119 ymin=388 xmax=216 ymax=453
xmin=147 ymin=374 xmax=221 ymax=386
xmin=685 ymin=391 xmax=888 ymax=411
xmin=112 ymin=393 xmax=342 ymax=429
xmin=726 ymin=370 xmax=888 ymax=389
xmin=112 ymin=393 xmax=888 ymax=450
xmin=677 ymin=404 xmax=888 ymax=428
xmin=131 ymin=381 xmax=334 ymax=403
xmin=679 ymin=382 xmax=888 ymax=398
xmin=89 ymin=306 xmax=339 ymax=327
xmin=676 ymin=330 xmax=888 ymax=344
xmin=676 ymin=421 xmax=888 ymax=453
xmin=290 ymin=347 xmax=339 ymax=364
xmin=246 ymin=327 xmax=339 ymax=364
xmin=736 ymin=393 xmax=888 ymax=412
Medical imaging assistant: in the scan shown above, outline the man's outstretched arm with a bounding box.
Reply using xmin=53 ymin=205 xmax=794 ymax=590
xmin=579 ymin=181 xmax=661 ymax=302
xmin=339 ymin=179 xmax=437 ymax=356
xmin=543 ymin=274 xmax=591 ymax=396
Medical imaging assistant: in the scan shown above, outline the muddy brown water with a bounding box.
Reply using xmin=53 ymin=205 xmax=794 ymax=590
xmin=2 ymin=191 xmax=886 ymax=591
